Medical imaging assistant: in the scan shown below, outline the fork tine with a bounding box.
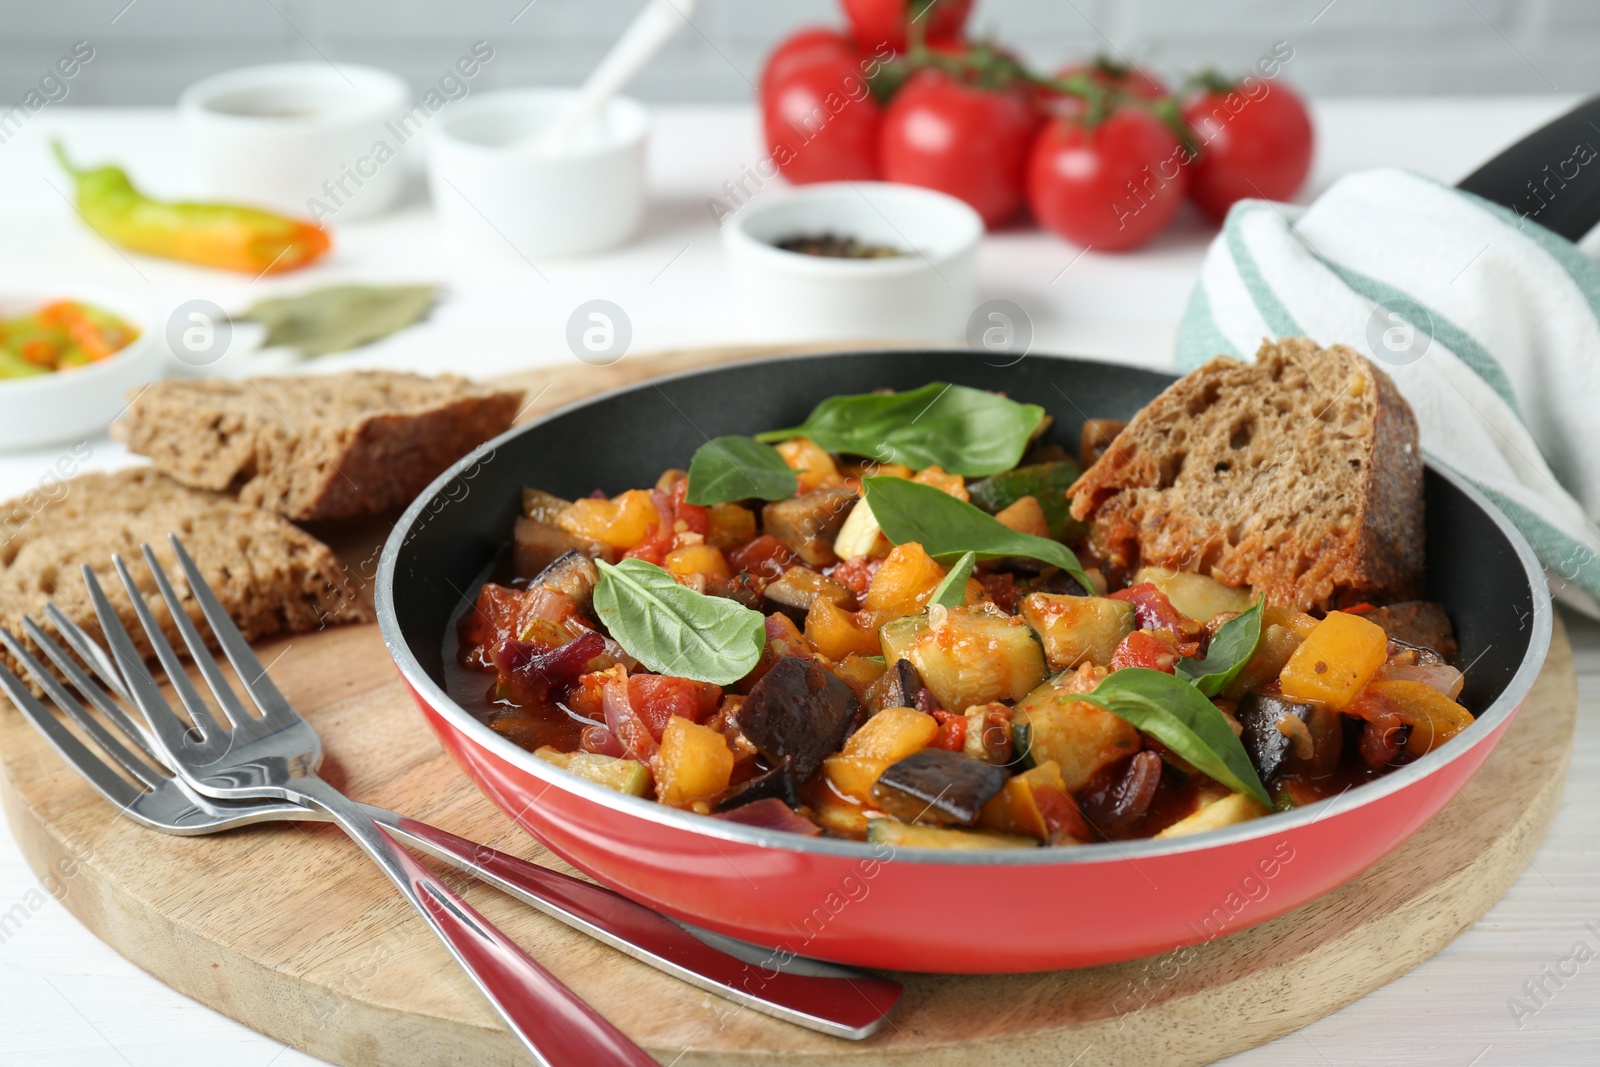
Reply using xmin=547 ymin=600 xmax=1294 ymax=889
xmin=25 ymin=614 xmax=165 ymax=771
xmin=47 ymin=603 xmax=131 ymax=702
xmin=0 ymin=653 xmax=146 ymax=814
xmin=81 ymin=562 xmax=203 ymax=761
xmin=167 ymin=534 xmax=296 ymax=723
xmin=108 ymin=552 xmax=225 ymax=741
xmin=138 ymin=544 xmax=255 ymax=728
xmin=0 ymin=627 xmax=166 ymax=793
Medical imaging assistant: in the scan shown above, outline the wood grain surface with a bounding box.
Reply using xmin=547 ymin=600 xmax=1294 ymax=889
xmin=0 ymin=348 xmax=1578 ymax=1067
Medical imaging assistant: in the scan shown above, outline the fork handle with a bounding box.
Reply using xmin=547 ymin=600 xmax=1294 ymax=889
xmin=292 ymin=778 xmax=655 ymax=1067
xmin=367 ymin=810 xmax=900 ymax=1039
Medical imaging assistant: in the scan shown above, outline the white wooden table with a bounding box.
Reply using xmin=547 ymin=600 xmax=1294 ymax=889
xmin=0 ymin=98 xmax=1596 ymax=1066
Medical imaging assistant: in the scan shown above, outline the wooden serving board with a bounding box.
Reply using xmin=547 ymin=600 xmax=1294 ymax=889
xmin=0 ymin=346 xmax=1579 ymax=1067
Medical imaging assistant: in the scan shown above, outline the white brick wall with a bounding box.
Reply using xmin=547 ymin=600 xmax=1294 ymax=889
xmin=1 ymin=0 xmax=1595 ymax=106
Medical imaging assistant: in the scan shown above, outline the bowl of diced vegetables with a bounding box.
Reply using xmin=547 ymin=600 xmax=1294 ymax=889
xmin=0 ymin=287 xmax=159 ymax=450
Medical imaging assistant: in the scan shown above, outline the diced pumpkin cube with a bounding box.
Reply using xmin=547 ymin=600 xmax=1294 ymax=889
xmin=1154 ymin=792 xmax=1268 ymax=838
xmin=823 ymin=755 xmax=891 ymax=806
xmin=705 ymin=503 xmax=757 ymax=550
xmin=556 ymin=488 xmax=659 ymax=549
xmin=1133 ymin=567 xmax=1254 ymax=623
xmin=1368 ymin=679 xmax=1475 ymax=756
xmin=911 ymin=464 xmax=969 ymax=501
xmin=776 ymin=437 xmax=843 ymax=492
xmin=1280 ymin=611 xmax=1389 ymax=709
xmin=652 ymin=716 xmax=735 ymax=808
xmin=845 ymin=706 xmax=938 ymax=762
xmin=663 ymin=544 xmax=731 ymax=581
xmin=534 ymin=747 xmax=651 ymax=796
xmin=993 ymin=495 xmax=1050 ymax=538
xmin=863 ymin=542 xmax=947 ymax=622
xmin=805 ymin=596 xmax=882 ymax=660
xmin=1019 ymin=593 xmax=1136 ymax=670
xmin=834 ymin=652 xmax=887 ymax=691
xmin=1012 ymin=676 xmax=1140 ymax=792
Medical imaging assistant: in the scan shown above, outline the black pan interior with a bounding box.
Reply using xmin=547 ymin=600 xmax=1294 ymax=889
xmin=387 ymin=350 xmax=1533 ymax=718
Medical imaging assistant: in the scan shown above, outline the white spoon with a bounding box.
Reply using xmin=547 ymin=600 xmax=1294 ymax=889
xmin=530 ymin=0 xmax=697 ymax=154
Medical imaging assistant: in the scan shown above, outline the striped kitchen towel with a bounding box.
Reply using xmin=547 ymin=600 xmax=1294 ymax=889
xmin=1176 ymin=167 xmax=1600 ymax=616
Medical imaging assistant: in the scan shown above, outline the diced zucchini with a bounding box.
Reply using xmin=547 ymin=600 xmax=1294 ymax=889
xmin=1012 ymin=674 xmax=1140 ymax=791
xmin=1019 ymin=593 xmax=1135 ymax=670
xmin=865 ymin=819 xmax=1036 ymax=849
xmin=1154 ymin=792 xmax=1268 ymax=838
xmin=966 ymin=461 xmax=1087 ymax=542
xmin=813 ymin=799 xmax=872 ymax=838
xmin=881 ymin=607 xmax=1046 ymax=712
xmin=1134 ymin=567 xmax=1254 ymax=622
xmin=534 ymin=747 xmax=650 ymax=796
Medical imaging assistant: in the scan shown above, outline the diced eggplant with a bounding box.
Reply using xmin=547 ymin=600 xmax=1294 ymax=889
xmin=715 ymin=757 xmax=800 ymax=810
xmin=871 ymin=748 xmax=1011 ymax=827
xmin=1132 ymin=567 xmax=1253 ymax=623
xmin=735 ymin=656 xmax=862 ymax=785
xmin=763 ymin=565 xmax=851 ymax=621
xmin=879 ymin=606 xmax=1047 ymax=712
xmin=1367 ymin=601 xmax=1458 ymax=663
xmin=863 ymin=658 xmax=922 ymax=714
xmin=712 ymin=797 xmax=821 ymax=836
xmin=1079 ymin=418 xmax=1127 ymax=467
xmin=530 ymin=549 xmax=599 ymax=611
xmin=513 ymin=517 xmax=586 ymax=580
xmin=865 ymin=819 xmax=1036 ymax=850
xmin=1011 ymin=673 xmax=1141 ymax=791
xmin=762 ymin=488 xmax=857 ymax=568
xmin=1019 ymin=593 xmax=1135 ymax=670
xmin=1236 ymin=691 xmax=1343 ymax=784
xmin=966 ymin=461 xmax=1087 ymax=542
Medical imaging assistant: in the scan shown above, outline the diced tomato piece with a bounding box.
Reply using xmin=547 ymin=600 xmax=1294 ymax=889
xmin=1034 ymin=784 xmax=1090 ymax=841
xmin=730 ymin=534 xmax=796 ymax=580
xmin=978 ymin=571 xmax=1019 ymax=613
xmin=828 ymin=555 xmax=882 ymax=600
xmin=628 ymin=674 xmax=723 ymax=741
xmin=458 ymin=583 xmax=525 ymax=665
xmin=931 ymin=709 xmax=966 ymax=751
xmin=668 ymin=477 xmax=709 ymax=537
xmin=1109 ymin=629 xmax=1180 ymax=673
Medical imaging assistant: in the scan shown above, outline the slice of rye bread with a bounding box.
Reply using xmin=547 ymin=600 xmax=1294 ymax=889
xmin=0 ymin=468 xmax=370 ymax=689
xmin=114 ymin=371 xmax=522 ymax=522
xmin=1067 ymin=337 xmax=1425 ymax=612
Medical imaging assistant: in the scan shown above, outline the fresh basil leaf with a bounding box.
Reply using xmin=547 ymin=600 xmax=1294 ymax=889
xmin=240 ymin=284 xmax=436 ymax=358
xmin=593 ymin=559 xmax=765 ymax=685
xmin=862 ymin=476 xmax=1091 ymax=591
xmin=1077 ymin=668 xmax=1270 ymax=807
xmin=928 ymin=551 xmax=976 ymax=609
xmin=1176 ymin=598 xmax=1264 ymax=697
xmin=685 ymin=435 xmax=797 ymax=505
xmin=755 ymin=382 xmax=1046 ymax=477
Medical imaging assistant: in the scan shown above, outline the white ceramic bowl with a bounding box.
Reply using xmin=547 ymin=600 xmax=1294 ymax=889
xmin=427 ymin=89 xmax=648 ymax=259
xmin=0 ymin=287 xmax=160 ymax=451
xmin=721 ymin=182 xmax=983 ymax=344
xmin=180 ymin=63 xmax=410 ymax=222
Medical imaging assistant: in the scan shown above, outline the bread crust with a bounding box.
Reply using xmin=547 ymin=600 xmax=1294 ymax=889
xmin=1068 ymin=338 xmax=1424 ymax=612
xmin=115 ymin=371 xmax=522 ymax=521
xmin=0 ymin=468 xmax=370 ymax=690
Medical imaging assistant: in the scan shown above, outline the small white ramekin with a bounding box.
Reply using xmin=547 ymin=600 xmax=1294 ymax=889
xmin=426 ymin=89 xmax=649 ymax=259
xmin=0 ymin=286 xmax=160 ymax=451
xmin=179 ymin=63 xmax=410 ymax=221
xmin=720 ymin=181 xmax=983 ymax=344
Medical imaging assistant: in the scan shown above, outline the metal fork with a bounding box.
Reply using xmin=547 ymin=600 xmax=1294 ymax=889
xmin=0 ymin=605 xmax=900 ymax=1044
xmin=13 ymin=535 xmax=893 ymax=1064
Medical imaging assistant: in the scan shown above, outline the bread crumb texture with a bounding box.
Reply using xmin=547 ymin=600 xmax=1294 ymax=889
xmin=114 ymin=371 xmax=522 ymax=521
xmin=1068 ymin=337 xmax=1424 ymax=612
